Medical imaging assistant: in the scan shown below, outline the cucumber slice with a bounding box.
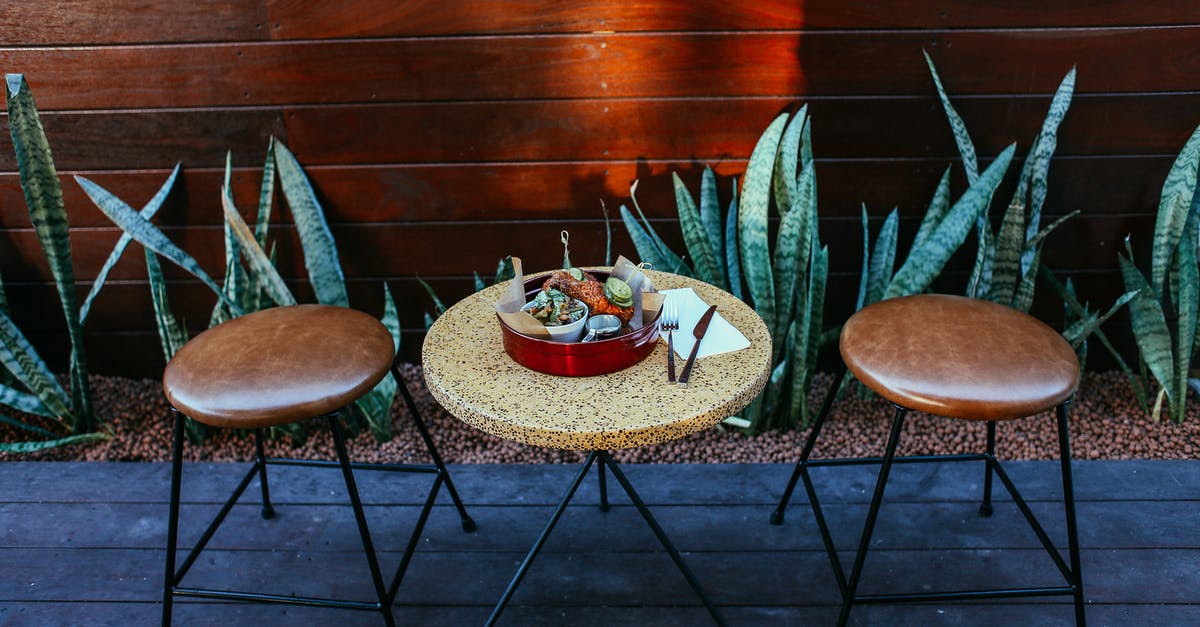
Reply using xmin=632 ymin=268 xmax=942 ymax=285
xmin=604 ymin=277 xmax=633 ymax=307
xmin=567 ymin=267 xmax=584 ymax=280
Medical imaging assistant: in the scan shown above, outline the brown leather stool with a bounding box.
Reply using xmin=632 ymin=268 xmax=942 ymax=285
xmin=770 ymin=294 xmax=1086 ymax=625
xmin=160 ymin=304 xmax=475 ymax=626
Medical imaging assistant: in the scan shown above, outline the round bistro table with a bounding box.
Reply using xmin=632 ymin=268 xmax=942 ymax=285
xmin=422 ymin=270 xmax=770 ymax=626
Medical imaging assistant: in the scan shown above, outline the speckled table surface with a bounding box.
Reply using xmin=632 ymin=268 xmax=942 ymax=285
xmin=422 ymin=270 xmax=772 ymax=450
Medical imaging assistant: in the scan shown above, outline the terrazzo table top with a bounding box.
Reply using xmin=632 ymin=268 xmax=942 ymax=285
xmin=422 ymin=270 xmax=772 ymax=450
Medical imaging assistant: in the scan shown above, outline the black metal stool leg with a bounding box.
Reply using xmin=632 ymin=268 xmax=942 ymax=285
xmin=394 ymin=364 xmax=476 ymax=532
xmin=1056 ymin=401 xmax=1087 ymax=626
xmin=601 ymin=452 xmax=727 ymax=626
xmin=162 ymin=410 xmax=185 ymax=627
xmin=254 ymin=428 xmax=276 ymax=519
xmin=980 ymin=420 xmax=997 ymax=517
xmin=597 ymin=453 xmax=610 ymax=512
xmin=771 ymin=367 xmax=846 ymax=525
xmin=488 ymin=452 xmax=598 ymax=626
xmin=328 ymin=413 xmax=395 ymax=627
xmin=838 ymin=405 xmax=907 ymax=627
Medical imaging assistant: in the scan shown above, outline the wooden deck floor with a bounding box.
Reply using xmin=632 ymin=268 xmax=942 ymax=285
xmin=2 ymin=460 xmax=1198 ymax=625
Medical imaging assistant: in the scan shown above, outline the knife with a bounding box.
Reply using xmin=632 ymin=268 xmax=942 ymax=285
xmin=677 ymin=304 xmax=717 ymax=387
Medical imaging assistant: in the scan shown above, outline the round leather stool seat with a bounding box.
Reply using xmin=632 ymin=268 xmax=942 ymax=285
xmin=163 ymin=304 xmax=395 ymax=428
xmin=841 ymin=294 xmax=1080 ymax=421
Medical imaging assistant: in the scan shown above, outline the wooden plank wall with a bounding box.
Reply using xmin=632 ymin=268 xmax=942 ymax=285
xmin=2 ymin=1 xmax=1199 ymax=377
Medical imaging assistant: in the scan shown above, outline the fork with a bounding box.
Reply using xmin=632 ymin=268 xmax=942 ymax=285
xmin=662 ymin=299 xmax=679 ymax=382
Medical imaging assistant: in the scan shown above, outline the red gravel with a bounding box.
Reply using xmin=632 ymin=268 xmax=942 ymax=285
xmin=2 ymin=368 xmax=1197 ymax=463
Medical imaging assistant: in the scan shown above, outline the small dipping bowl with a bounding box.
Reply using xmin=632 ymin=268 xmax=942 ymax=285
xmin=521 ymin=300 xmax=589 ymax=342
xmin=581 ymin=314 xmax=622 ymax=342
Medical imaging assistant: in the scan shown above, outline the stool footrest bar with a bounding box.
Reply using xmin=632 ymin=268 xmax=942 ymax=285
xmin=172 ymin=586 xmax=381 ymax=611
xmin=265 ymin=457 xmax=440 ymax=474
xmin=855 ymin=585 xmax=1077 ymax=604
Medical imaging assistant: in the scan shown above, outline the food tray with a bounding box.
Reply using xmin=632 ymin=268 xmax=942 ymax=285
xmin=497 ymin=270 xmax=661 ymax=376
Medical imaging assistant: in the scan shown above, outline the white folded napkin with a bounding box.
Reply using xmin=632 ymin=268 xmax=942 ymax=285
xmin=659 ymin=288 xmax=751 ymax=359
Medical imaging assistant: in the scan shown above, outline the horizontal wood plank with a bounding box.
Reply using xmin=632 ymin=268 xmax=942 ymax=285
xmin=9 ymin=1 xmax=1200 ymax=47
xmin=4 ymin=28 xmax=1200 ymax=110
xmin=0 ymin=1 xmax=267 ymax=46
xmin=265 ymin=1 xmax=1200 ymax=38
xmin=0 ymin=156 xmax=1171 ymax=230
xmin=0 ymin=215 xmax=1155 ymax=286
xmin=1 ymin=95 xmax=1195 ymax=175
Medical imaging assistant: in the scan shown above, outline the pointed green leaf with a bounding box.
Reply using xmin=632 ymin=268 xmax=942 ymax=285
xmin=674 ymin=172 xmax=723 ymax=287
xmin=989 ymin=200 xmax=1027 ymax=305
xmin=77 ymin=175 xmax=241 ymax=316
xmin=1024 ymin=67 xmax=1075 ymax=273
xmin=221 ymin=189 xmax=297 ymax=307
xmin=866 ymin=208 xmax=899 ymax=306
xmin=1063 ymin=290 xmax=1137 ymax=348
xmin=1173 ymin=227 xmax=1198 ymax=422
xmin=0 ymin=431 xmax=109 ymax=453
xmin=967 ymin=218 xmax=994 ymax=299
xmin=738 ymin=113 xmax=789 ymax=335
xmin=855 ymin=205 xmax=870 ymax=311
xmin=1011 ymin=246 xmax=1041 ymax=313
xmin=1151 ymin=122 xmax=1200 ymax=297
xmin=212 ymin=155 xmax=247 ymax=327
xmin=911 ymin=166 xmax=952 ymax=254
xmin=0 ymin=309 xmax=71 ymax=421
xmin=80 ymin=164 xmax=180 ymax=324
xmin=772 ymin=162 xmax=814 ymax=353
xmin=418 ymin=278 xmax=448 ymax=317
xmin=145 ymin=250 xmax=188 ymax=362
xmin=887 ymin=144 xmax=1015 ymax=299
xmin=924 ymin=52 xmax=978 ymax=184
xmin=273 ymin=140 xmax=349 ymax=307
xmin=6 ymin=74 xmax=90 ymax=428
xmin=724 ymin=181 xmax=743 ymax=300
xmin=1120 ymin=250 xmax=1175 ymax=403
xmin=698 ymin=166 xmax=725 ymax=279
xmin=354 ymin=284 xmax=400 ymax=441
xmin=773 ymin=105 xmax=807 ymax=214
xmin=632 ymin=181 xmax=690 ymax=274
xmin=0 ymin=382 xmax=53 ymax=419
xmin=620 ymin=204 xmax=676 ymax=271
xmin=256 ymin=138 xmax=277 ymax=247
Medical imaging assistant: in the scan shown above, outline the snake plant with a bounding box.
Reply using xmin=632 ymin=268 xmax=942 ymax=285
xmin=0 ymin=74 xmax=108 ymax=452
xmin=621 ymin=107 xmax=825 ymax=430
xmin=1119 ymin=123 xmax=1200 ymax=422
xmin=81 ymin=139 xmax=403 ymax=441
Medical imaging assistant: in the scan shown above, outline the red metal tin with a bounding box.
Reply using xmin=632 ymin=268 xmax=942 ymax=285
xmin=498 ymin=270 xmax=661 ymax=376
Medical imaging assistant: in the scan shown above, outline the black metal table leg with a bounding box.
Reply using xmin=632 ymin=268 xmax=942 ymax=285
xmin=771 ymin=367 xmax=846 ymax=525
xmin=487 ymin=452 xmax=599 ymax=626
xmin=597 ymin=453 xmax=610 ymax=512
xmin=600 ymin=452 xmax=727 ymax=627
xmin=394 ymin=364 xmax=477 ymax=532
xmin=838 ymin=405 xmax=907 ymax=627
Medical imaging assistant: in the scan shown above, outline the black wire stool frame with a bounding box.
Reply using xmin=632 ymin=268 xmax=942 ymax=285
xmin=162 ymin=364 xmax=476 ymax=626
xmin=486 ymin=450 xmax=726 ymax=626
xmin=770 ymin=369 xmax=1086 ymax=626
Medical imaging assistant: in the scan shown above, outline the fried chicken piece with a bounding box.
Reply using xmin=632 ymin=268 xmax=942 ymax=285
xmin=542 ymin=270 xmax=634 ymax=325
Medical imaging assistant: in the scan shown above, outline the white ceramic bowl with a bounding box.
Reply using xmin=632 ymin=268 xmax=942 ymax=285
xmin=522 ymin=300 xmax=589 ymax=342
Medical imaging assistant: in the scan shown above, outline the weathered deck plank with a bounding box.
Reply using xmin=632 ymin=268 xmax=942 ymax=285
xmin=1 ymin=461 xmax=1197 ymax=625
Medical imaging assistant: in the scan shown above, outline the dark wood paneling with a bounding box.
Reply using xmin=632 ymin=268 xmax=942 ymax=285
xmin=0 ymin=215 xmax=1151 ymax=286
xmin=1 ymin=95 xmax=1194 ymax=176
xmin=0 ymin=109 xmax=286 ymax=170
xmin=0 ymin=1 xmax=267 ymax=46
xmin=264 ymin=1 xmax=1200 ymax=37
xmin=5 ymin=28 xmax=1200 ymax=111
xmin=0 ymin=155 xmax=1172 ymax=231
xmin=8 ymin=1 xmax=1199 ymax=46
